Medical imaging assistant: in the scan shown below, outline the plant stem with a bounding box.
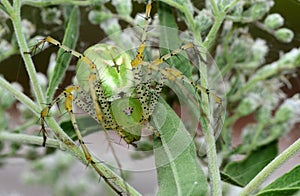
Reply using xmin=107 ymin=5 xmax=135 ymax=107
xmin=209 ymin=0 xmax=219 ymax=15
xmin=199 ymin=1 xmax=242 ymax=194
xmin=198 ymin=53 xmax=221 ymax=196
xmin=239 ymin=138 xmax=300 ymax=196
xmin=199 ymin=7 xmax=226 ymax=196
xmin=2 ymin=0 xmax=45 ymax=106
xmin=1 ymin=0 xmax=73 ymax=161
xmin=203 ymin=11 xmax=225 ymax=51
xmin=0 ymin=76 xmax=39 ymax=114
xmin=0 ymin=132 xmax=60 ymax=148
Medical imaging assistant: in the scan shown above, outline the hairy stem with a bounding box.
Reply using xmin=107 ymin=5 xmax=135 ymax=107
xmin=0 ymin=132 xmax=60 ymax=148
xmin=2 ymin=0 xmax=45 ymax=106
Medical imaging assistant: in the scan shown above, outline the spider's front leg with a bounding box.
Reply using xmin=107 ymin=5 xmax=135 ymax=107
xmin=39 ymin=86 xmax=77 ymax=146
xmin=40 ymin=85 xmax=94 ymax=163
xmin=63 ymin=86 xmax=94 ymax=163
xmin=40 ymin=84 xmax=130 ymax=194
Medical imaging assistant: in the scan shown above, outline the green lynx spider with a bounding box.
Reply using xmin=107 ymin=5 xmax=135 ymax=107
xmin=25 ymin=0 xmax=223 ymax=194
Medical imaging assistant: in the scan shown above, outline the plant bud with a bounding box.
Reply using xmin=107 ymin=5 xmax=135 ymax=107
xmin=264 ymin=13 xmax=284 ymax=29
xmin=274 ymin=28 xmax=294 ymax=43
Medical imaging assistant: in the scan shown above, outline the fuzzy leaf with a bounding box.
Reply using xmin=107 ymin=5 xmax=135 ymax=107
xmin=153 ymin=98 xmax=208 ymax=195
xmin=221 ymin=141 xmax=278 ymax=187
xmin=255 ymin=164 xmax=300 ymax=196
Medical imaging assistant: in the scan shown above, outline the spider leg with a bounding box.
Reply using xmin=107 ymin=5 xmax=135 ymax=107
xmin=40 ymin=86 xmax=94 ymax=161
xmin=141 ymin=42 xmax=223 ymax=105
xmin=39 ymin=86 xmax=74 ymax=146
xmin=64 ymin=86 xmax=94 ymax=163
xmin=65 ymin=87 xmax=126 ymax=195
xmin=139 ymin=43 xmax=224 ymax=137
xmin=131 ymin=0 xmax=152 ymax=68
xmin=40 ymin=84 xmax=130 ymax=195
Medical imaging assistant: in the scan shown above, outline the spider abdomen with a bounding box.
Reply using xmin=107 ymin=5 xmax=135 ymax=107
xmin=110 ymin=97 xmax=143 ymax=144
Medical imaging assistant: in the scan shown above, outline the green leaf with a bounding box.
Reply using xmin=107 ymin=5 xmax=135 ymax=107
xmin=255 ymin=189 xmax=299 ymax=196
xmin=255 ymin=164 xmax=300 ymax=196
xmin=221 ymin=141 xmax=278 ymax=187
xmin=158 ymin=1 xmax=192 ymax=78
xmin=152 ymin=98 xmax=208 ymax=195
xmin=46 ymin=6 xmax=80 ymax=102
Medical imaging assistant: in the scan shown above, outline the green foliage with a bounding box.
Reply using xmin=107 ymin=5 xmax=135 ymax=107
xmin=222 ymin=141 xmax=278 ymax=187
xmin=0 ymin=0 xmax=300 ymax=195
xmin=153 ymin=99 xmax=208 ymax=195
xmin=256 ymin=165 xmax=300 ymax=196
